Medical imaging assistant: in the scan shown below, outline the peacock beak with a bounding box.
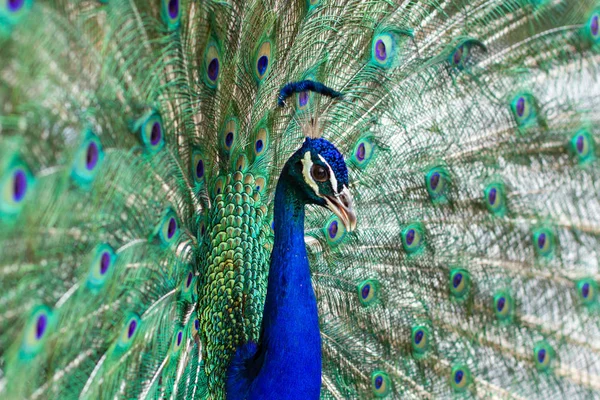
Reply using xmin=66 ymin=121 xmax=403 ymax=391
xmin=323 ymin=187 xmax=357 ymax=232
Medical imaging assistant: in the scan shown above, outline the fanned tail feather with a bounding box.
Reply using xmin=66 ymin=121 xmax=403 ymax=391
xmin=1 ymin=0 xmax=599 ymax=399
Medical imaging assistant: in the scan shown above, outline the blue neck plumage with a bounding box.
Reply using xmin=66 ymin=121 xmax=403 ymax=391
xmin=261 ymin=168 xmax=322 ymax=396
xmin=227 ymin=164 xmax=322 ymax=399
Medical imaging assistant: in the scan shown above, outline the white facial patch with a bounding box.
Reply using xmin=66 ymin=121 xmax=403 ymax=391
xmin=302 ymin=151 xmax=320 ymax=196
xmin=317 ymin=154 xmax=338 ymax=194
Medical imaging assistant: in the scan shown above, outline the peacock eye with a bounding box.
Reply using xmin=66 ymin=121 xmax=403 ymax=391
xmin=311 ymin=164 xmax=329 ymax=182
xmin=533 ymin=341 xmax=554 ymax=371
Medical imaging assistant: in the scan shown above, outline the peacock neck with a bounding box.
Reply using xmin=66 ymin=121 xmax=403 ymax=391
xmin=271 ymin=171 xmax=308 ymax=263
xmin=254 ymin=166 xmax=322 ymax=398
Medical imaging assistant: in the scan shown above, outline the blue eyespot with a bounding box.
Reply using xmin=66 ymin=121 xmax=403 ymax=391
xmin=115 ymin=314 xmax=141 ymax=352
xmin=511 ymin=93 xmax=538 ymax=130
xmin=20 ymin=305 xmax=54 ymax=358
xmin=253 ymin=127 xmax=269 ymax=159
xmin=257 ymin=56 xmax=268 ymax=76
xmin=493 ymin=291 xmax=513 ymax=320
xmin=357 ymin=279 xmax=378 ymax=306
xmin=181 ymin=269 xmax=196 ymax=301
xmin=370 ymin=29 xmax=412 ymax=68
xmin=425 ymin=167 xmax=449 ymax=201
xmin=449 ymin=268 xmax=470 ymax=300
xmin=411 ymin=325 xmax=430 ymax=356
xmin=371 ymin=370 xmax=391 ymax=397
xmin=484 ymin=182 xmax=507 ymax=216
xmin=204 ymin=40 xmax=221 ymax=87
xmin=533 ymin=341 xmax=554 ymax=371
xmin=255 ymin=41 xmax=273 ymax=81
xmin=71 ymin=131 xmax=104 ymax=186
xmin=577 ymin=278 xmax=597 ymax=305
xmin=157 ymin=209 xmax=180 ymax=246
xmin=4 ymin=0 xmax=26 ymax=14
xmin=191 ymin=149 xmax=207 ymax=186
xmin=324 ymin=215 xmax=347 ymax=246
xmin=533 ymin=228 xmax=554 ymax=257
xmin=1 ymin=157 xmax=34 ymax=217
xmin=161 ymin=0 xmax=180 ymax=31
xmin=190 ymin=318 xmax=200 ymax=336
xmin=351 ymin=137 xmax=375 ymax=169
xmin=586 ymin=11 xmax=600 ymax=45
xmin=401 ymin=223 xmax=424 ymax=254
xmin=374 ymin=38 xmax=388 ymax=62
xmin=172 ymin=328 xmax=184 ymax=353
xmin=221 ymin=118 xmax=238 ymax=153
xmin=0 ymin=0 xmax=32 ymax=33
xmin=450 ymin=365 xmax=471 ymax=392
xmin=570 ymin=129 xmax=595 ymax=165
xmin=136 ymin=111 xmax=165 ymax=152
xmin=12 ymin=169 xmax=26 ymax=201
xmin=86 ymin=244 xmax=116 ymax=290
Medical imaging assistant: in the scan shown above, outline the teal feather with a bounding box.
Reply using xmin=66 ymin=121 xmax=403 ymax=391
xmin=0 ymin=0 xmax=599 ymax=398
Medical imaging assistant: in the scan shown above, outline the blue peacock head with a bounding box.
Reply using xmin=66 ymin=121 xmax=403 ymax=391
xmin=278 ymin=81 xmax=356 ymax=231
xmin=285 ymin=137 xmax=357 ymax=231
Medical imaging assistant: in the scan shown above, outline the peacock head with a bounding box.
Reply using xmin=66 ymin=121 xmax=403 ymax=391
xmin=285 ymin=137 xmax=357 ymax=231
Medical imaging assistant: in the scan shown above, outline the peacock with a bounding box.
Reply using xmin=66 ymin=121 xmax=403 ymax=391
xmin=1 ymin=0 xmax=600 ymax=398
